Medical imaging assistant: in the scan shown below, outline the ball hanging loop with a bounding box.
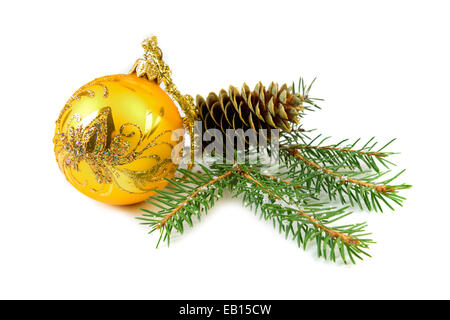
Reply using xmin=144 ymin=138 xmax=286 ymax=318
xmin=130 ymin=36 xmax=199 ymax=169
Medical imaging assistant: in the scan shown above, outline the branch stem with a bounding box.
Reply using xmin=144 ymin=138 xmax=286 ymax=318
xmin=285 ymin=148 xmax=395 ymax=193
xmin=239 ymin=167 xmax=359 ymax=246
xmin=293 ymin=144 xmax=387 ymax=157
xmin=298 ymin=209 xmax=360 ymax=245
xmin=261 ymin=174 xmax=302 ymax=189
xmin=235 ymin=168 xmax=283 ymax=201
xmin=157 ymin=163 xmax=360 ymax=247
xmin=157 ymin=170 xmax=234 ymax=229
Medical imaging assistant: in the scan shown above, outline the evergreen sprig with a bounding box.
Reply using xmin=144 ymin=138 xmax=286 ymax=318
xmin=279 ymin=133 xmax=411 ymax=212
xmin=138 ymin=78 xmax=410 ymax=264
xmin=292 ymin=77 xmax=323 ymax=113
xmin=138 ymin=161 xmax=379 ymax=264
xmin=282 ymin=133 xmax=397 ymax=171
xmin=138 ymin=165 xmax=231 ymax=247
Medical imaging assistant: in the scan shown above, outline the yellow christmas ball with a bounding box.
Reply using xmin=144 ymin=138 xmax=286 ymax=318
xmin=53 ymin=74 xmax=184 ymax=205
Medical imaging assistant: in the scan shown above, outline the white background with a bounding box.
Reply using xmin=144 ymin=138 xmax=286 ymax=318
xmin=0 ymin=0 xmax=449 ymax=299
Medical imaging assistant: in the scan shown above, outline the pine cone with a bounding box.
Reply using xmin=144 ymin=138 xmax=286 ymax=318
xmin=196 ymin=82 xmax=304 ymax=140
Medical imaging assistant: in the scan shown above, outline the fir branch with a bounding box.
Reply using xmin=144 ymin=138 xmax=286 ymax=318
xmin=138 ymin=136 xmax=407 ymax=261
xmin=135 ymin=75 xmax=409 ymax=264
xmin=157 ymin=170 xmax=234 ymax=229
xmin=230 ymin=163 xmax=311 ymax=207
xmin=280 ymin=144 xmax=411 ymax=212
xmin=138 ymin=165 xmax=232 ymax=246
xmin=229 ymin=164 xmax=371 ymax=263
xmin=261 ymin=173 xmax=302 ymax=189
xmin=296 ymin=208 xmax=360 ymax=246
xmin=236 ymin=170 xmax=283 ymax=201
xmin=258 ymin=202 xmax=372 ymax=263
xmin=281 ymin=134 xmax=397 ymax=172
xmin=240 ymin=167 xmax=362 ymax=247
xmin=285 ymin=147 xmax=395 ymax=193
xmin=296 ymin=144 xmax=387 ymax=158
xmin=292 ymin=77 xmax=323 ymax=113
xmin=139 ymin=162 xmax=371 ymax=263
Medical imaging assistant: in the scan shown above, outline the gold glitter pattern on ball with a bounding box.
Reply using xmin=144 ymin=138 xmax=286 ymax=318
xmin=53 ymin=74 xmax=184 ymax=204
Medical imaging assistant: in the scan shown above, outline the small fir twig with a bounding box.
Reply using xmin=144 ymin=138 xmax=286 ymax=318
xmin=156 ymin=170 xmax=234 ymax=229
xmin=284 ymin=147 xmax=395 ymax=193
xmin=280 ymin=132 xmax=411 ymax=212
xmin=139 ymin=161 xmax=375 ymax=263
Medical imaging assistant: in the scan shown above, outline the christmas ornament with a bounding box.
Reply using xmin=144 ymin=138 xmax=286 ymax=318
xmin=55 ymin=36 xmax=410 ymax=263
xmin=54 ymin=69 xmax=186 ymax=205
